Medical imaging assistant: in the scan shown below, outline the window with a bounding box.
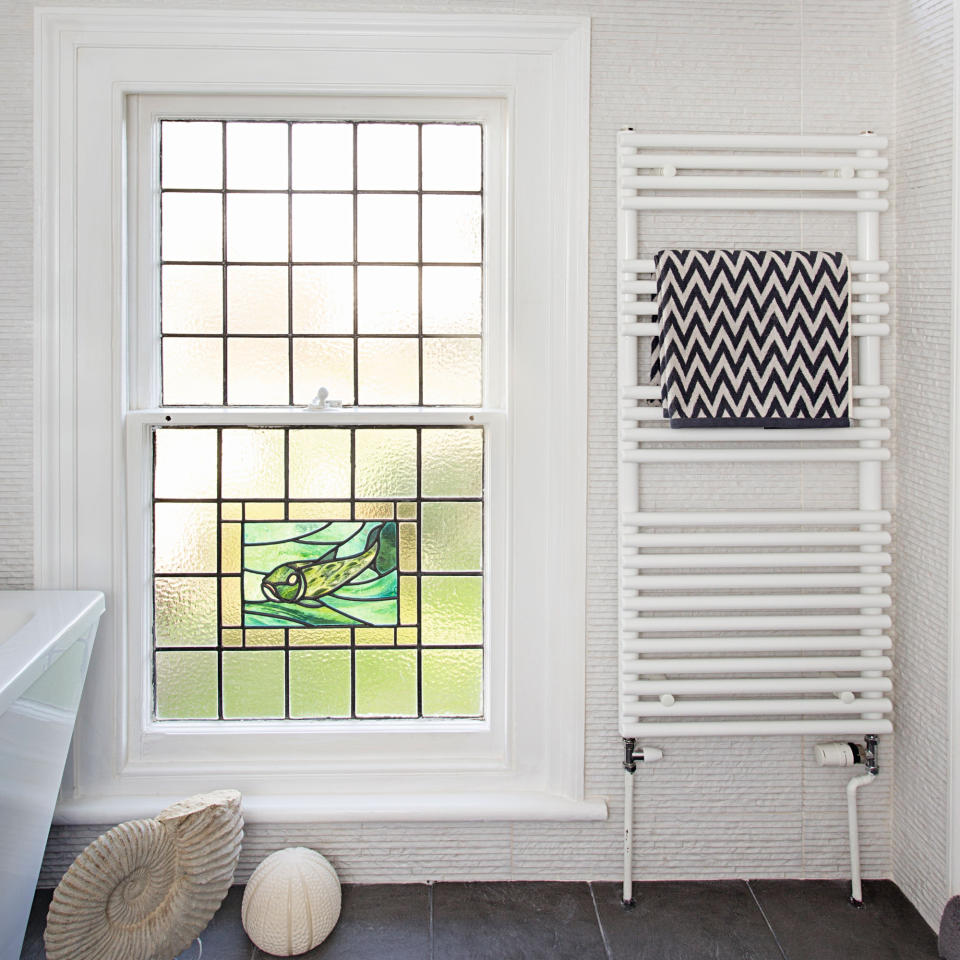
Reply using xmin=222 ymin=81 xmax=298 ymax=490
xmin=150 ymin=115 xmax=487 ymax=723
xmin=40 ymin=12 xmax=592 ymax=820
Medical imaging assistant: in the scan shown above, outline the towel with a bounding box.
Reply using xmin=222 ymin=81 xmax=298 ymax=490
xmin=650 ymin=249 xmax=851 ymax=428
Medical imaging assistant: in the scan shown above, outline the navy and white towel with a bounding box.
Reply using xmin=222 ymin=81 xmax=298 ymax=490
xmin=650 ymin=249 xmax=852 ymax=428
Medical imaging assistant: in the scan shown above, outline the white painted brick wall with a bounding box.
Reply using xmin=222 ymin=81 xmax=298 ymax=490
xmin=1 ymin=0 xmax=908 ymax=894
xmin=893 ymin=0 xmax=954 ymax=930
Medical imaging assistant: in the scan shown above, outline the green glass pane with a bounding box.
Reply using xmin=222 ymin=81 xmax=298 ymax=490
xmin=155 ymin=502 xmax=218 ymax=573
xmin=355 ymin=429 xmax=416 ymax=498
xmin=422 ymin=576 xmax=482 ymax=646
xmin=421 ymin=429 xmax=482 ymax=498
xmin=289 ymin=429 xmax=351 ymax=499
xmin=399 ymin=576 xmax=417 ymax=626
xmin=355 ymin=650 xmax=417 ymax=717
xmin=421 ymin=502 xmax=482 ymax=572
xmin=221 ymin=429 xmax=285 ymax=499
xmin=155 ymin=429 xmax=218 ymax=499
xmin=355 ymin=627 xmax=394 ymax=646
xmin=290 ymin=627 xmax=351 ymax=647
xmin=155 ymin=576 xmax=218 ymax=647
xmin=290 ymin=650 xmax=351 ymax=718
xmin=222 ymin=650 xmax=285 ymax=718
xmin=155 ymin=651 xmax=218 ymax=719
xmin=246 ymin=628 xmax=284 ymax=647
xmin=422 ymin=650 xmax=482 ymax=717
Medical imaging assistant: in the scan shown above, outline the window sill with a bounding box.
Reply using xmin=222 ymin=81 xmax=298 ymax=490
xmin=54 ymin=791 xmax=608 ymax=825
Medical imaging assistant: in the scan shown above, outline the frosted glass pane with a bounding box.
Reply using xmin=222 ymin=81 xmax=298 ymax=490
xmin=292 ymin=338 xmax=354 ymax=406
xmin=227 ymin=266 xmax=288 ymax=334
xmin=422 ymin=428 xmax=482 ymax=498
xmin=421 ymin=502 xmax=482 ymax=571
xmin=292 ymin=194 xmax=353 ymax=262
xmin=226 ymin=121 xmax=288 ymax=190
xmin=155 ymin=577 xmax=218 ymax=647
xmin=162 ymin=338 xmax=223 ymax=405
xmin=293 ymin=266 xmax=353 ymax=334
xmin=162 ymin=265 xmax=223 ymax=334
xmin=357 ymin=338 xmax=419 ymax=404
xmin=289 ymin=429 xmax=351 ymax=499
xmin=222 ymin=651 xmax=285 ymax=718
xmin=292 ymin=123 xmax=353 ymax=190
xmin=357 ymin=195 xmax=418 ymax=263
xmin=399 ymin=523 xmax=417 ymax=570
xmin=422 ymin=576 xmax=482 ymax=646
xmin=162 ymin=193 xmax=223 ymax=262
xmin=221 ymin=429 xmax=284 ymax=499
xmin=290 ymin=627 xmax=351 ymax=647
xmin=155 ymin=502 xmax=218 ymax=573
xmin=155 ymin=651 xmax=218 ymax=719
xmin=422 ymin=650 xmax=482 ymax=717
xmin=421 ymin=124 xmax=481 ymax=191
xmin=155 ymin=428 xmax=217 ymax=499
xmin=357 ymin=267 xmax=418 ymax=334
xmin=161 ymin=121 xmax=222 ymax=189
xmin=355 ymin=650 xmax=417 ymax=717
xmin=246 ymin=628 xmax=284 ymax=647
xmin=227 ymin=337 xmax=289 ymax=405
xmin=423 ymin=338 xmax=481 ymax=405
xmin=221 ymin=577 xmax=242 ymax=626
xmin=399 ymin=576 xmax=417 ymax=625
xmin=422 ymin=266 xmax=481 ymax=334
xmin=289 ymin=650 xmax=351 ymax=718
xmin=355 ymin=429 xmax=417 ymax=498
xmin=357 ymin=123 xmax=418 ymax=190
xmin=422 ymin=195 xmax=481 ymax=263
xmin=226 ymin=194 xmax=288 ymax=262
xmin=221 ymin=522 xmax=241 ymax=572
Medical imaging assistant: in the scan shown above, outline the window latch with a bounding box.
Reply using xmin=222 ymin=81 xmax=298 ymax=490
xmin=304 ymin=386 xmax=343 ymax=412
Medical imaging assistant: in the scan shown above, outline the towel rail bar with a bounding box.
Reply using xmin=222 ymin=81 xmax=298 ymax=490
xmin=621 ymin=613 xmax=891 ymax=633
xmin=619 ymin=133 xmax=888 ymax=149
xmin=620 ymin=720 xmax=894 ymax=738
xmin=619 ymin=155 xmax=889 ymax=172
xmin=623 ymin=447 xmax=890 ymax=464
xmin=621 ymin=552 xmax=891 ymax=570
xmin=622 ymin=427 xmax=889 ymax=443
xmin=624 ymin=196 xmax=888 ymax=212
xmin=623 ymin=593 xmax=891 ymax=612
xmin=624 ymin=572 xmax=890 ymax=590
xmin=624 ymin=699 xmax=893 ymax=718
xmin=620 ymin=405 xmax=889 ymax=422
xmin=621 ymin=258 xmax=889 ymax=275
xmin=622 ymin=677 xmax=892 ymax=696
xmin=620 ymin=321 xmax=888 ymax=337
xmin=620 ymin=300 xmax=888 ymax=317
xmin=621 ymin=175 xmax=889 ymax=192
xmin=623 ymin=509 xmax=890 ymax=526
xmin=623 ymin=636 xmax=892 ymax=654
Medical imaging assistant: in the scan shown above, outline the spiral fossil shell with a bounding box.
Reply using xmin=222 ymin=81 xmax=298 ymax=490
xmin=44 ymin=789 xmax=243 ymax=960
xmin=241 ymin=847 xmax=341 ymax=956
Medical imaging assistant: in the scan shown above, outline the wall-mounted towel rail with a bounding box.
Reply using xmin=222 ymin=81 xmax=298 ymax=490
xmin=616 ymin=130 xmax=892 ymax=906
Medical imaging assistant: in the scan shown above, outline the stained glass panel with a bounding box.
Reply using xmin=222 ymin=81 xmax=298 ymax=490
xmin=159 ymin=119 xmax=483 ymax=406
xmin=153 ymin=426 xmax=483 ymax=720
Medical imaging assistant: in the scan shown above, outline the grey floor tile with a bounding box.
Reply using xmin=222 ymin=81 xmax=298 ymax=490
xmin=749 ymin=879 xmax=938 ymax=960
xmin=18 ymin=889 xmax=52 ymax=960
xmin=432 ymin=881 xmax=608 ymax=960
xmin=591 ymin=880 xmax=784 ymax=960
xmin=256 ymin=883 xmax=431 ymax=960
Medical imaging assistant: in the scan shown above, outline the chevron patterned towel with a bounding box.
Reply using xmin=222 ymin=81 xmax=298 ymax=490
xmin=651 ymin=249 xmax=851 ymax=428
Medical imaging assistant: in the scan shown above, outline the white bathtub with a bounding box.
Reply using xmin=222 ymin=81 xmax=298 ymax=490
xmin=0 ymin=590 xmax=104 ymax=960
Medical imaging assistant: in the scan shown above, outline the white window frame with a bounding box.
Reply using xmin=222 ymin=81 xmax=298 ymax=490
xmin=35 ymin=9 xmax=600 ymax=824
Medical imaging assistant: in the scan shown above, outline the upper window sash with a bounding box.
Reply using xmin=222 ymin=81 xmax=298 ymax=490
xmin=129 ymin=94 xmax=507 ymax=416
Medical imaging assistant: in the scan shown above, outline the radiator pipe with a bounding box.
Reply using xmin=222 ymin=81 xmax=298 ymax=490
xmin=847 ymin=734 xmax=879 ymax=907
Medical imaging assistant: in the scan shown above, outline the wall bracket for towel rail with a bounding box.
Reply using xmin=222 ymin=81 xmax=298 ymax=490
xmin=616 ymin=129 xmax=892 ymax=905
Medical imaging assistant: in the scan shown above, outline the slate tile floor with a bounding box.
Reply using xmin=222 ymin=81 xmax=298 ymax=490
xmin=21 ymin=879 xmax=938 ymax=960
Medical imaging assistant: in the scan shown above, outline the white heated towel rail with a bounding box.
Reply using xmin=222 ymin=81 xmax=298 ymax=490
xmin=617 ymin=130 xmax=892 ymax=903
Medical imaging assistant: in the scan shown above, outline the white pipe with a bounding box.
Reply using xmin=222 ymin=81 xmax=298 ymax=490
xmin=623 ymin=593 xmax=891 ymax=612
xmin=621 ymin=258 xmax=889 ymax=275
xmin=622 ymin=552 xmax=891 ymax=569
xmin=622 ymin=427 xmax=889 ymax=443
xmin=621 ymin=175 xmax=889 ymax=193
xmin=622 ymin=509 xmax=891 ymax=527
xmin=622 ymin=677 xmax=892 ymax=696
xmin=621 ymin=321 xmax=888 ymax=337
xmin=623 ymin=766 xmax=634 ymax=905
xmin=622 ymin=655 xmax=892 ymax=674
xmin=621 ymin=404 xmax=889 ymax=421
xmin=624 ymin=698 xmax=892 ymax=718
xmin=619 ymin=132 xmax=888 ymax=149
xmin=847 ymin=772 xmax=877 ymax=904
xmin=623 ymin=196 xmax=888 ymax=212
xmin=624 ymin=572 xmax=891 ymax=591
xmin=623 ymin=636 xmax=892 ymax=654
xmin=622 ymin=614 xmax=891 ymax=633
xmin=623 ymin=447 xmax=889 ymax=464
xmin=625 ymin=531 xmax=889 ymax=548
xmin=621 ymin=719 xmax=892 ymax=738
xmin=619 ymin=155 xmax=888 ymax=172
xmin=619 ymin=299 xmax=888 ymax=317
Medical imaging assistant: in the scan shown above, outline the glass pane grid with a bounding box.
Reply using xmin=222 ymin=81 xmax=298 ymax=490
xmin=153 ymin=426 xmax=484 ymax=721
xmin=159 ymin=120 xmax=483 ymax=407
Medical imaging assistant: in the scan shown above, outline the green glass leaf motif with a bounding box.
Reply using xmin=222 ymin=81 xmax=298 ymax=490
xmin=243 ymin=520 xmax=399 ymax=629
